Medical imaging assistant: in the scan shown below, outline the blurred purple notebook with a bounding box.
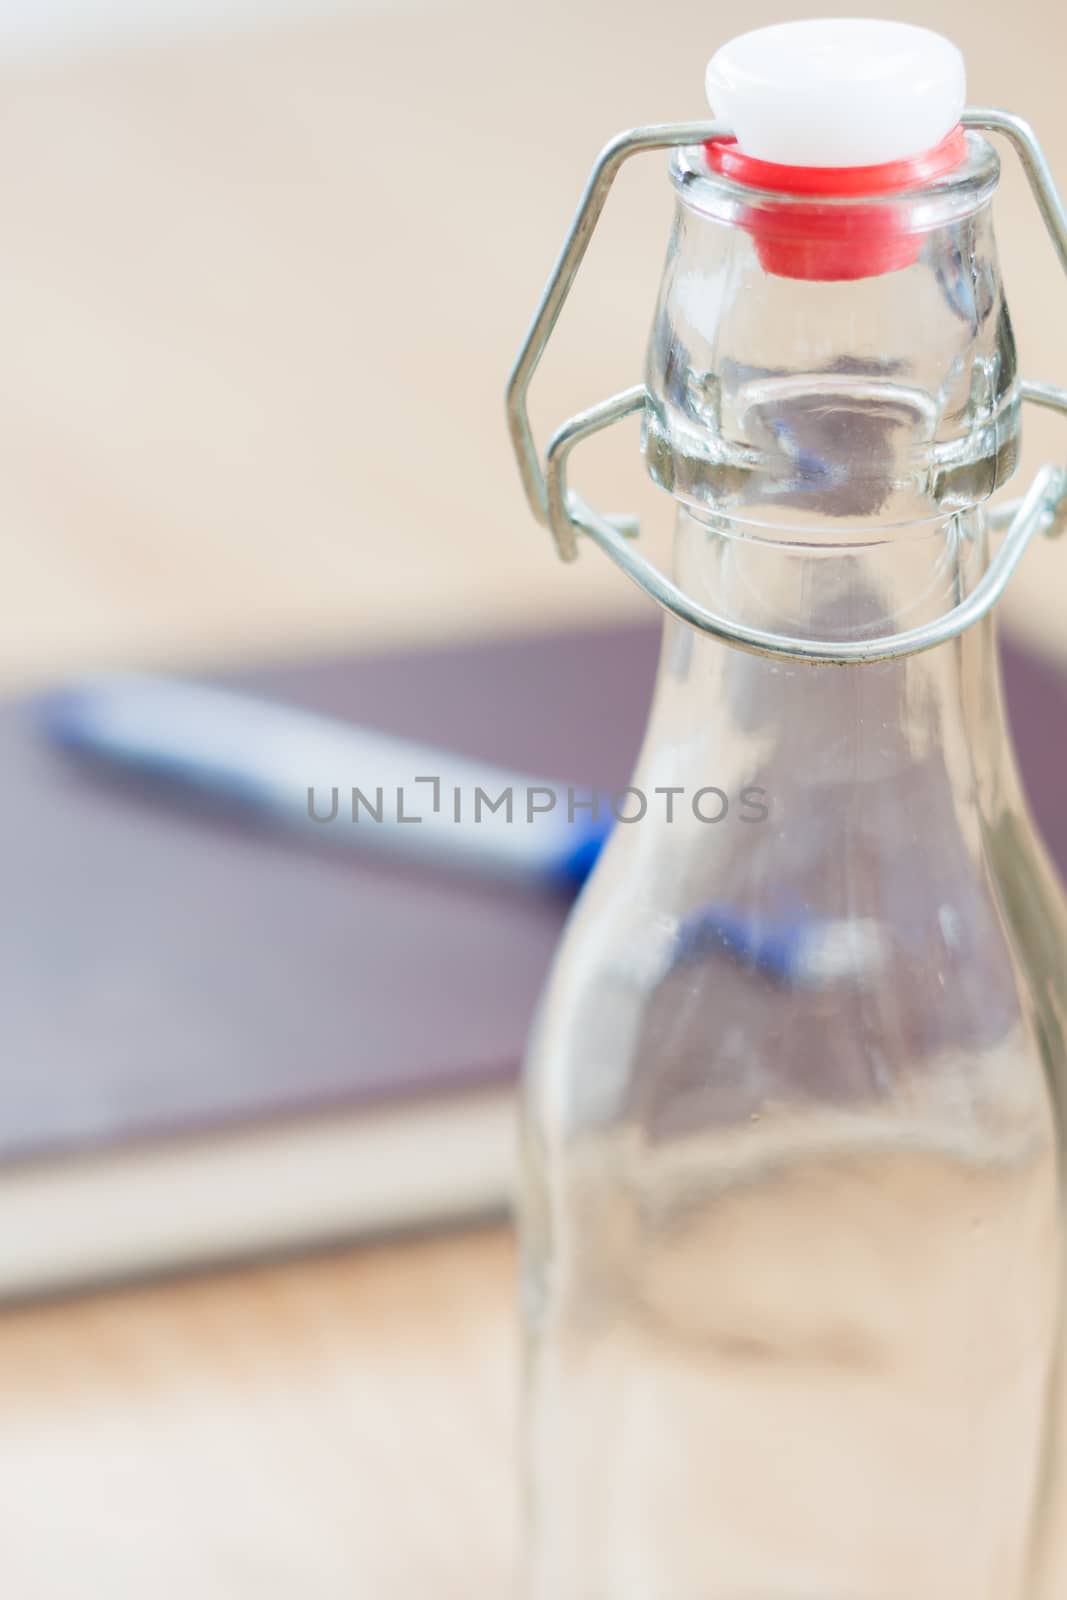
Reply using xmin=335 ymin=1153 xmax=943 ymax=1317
xmin=0 ymin=623 xmax=1063 ymax=1297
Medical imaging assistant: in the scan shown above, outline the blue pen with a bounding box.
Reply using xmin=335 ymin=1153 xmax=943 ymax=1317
xmin=38 ymin=675 xmax=609 ymax=892
xmin=38 ymin=675 xmax=886 ymax=986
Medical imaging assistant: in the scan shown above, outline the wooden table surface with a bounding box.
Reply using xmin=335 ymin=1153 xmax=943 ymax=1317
xmin=2 ymin=4 xmax=1066 ymax=1595
xmin=0 ymin=1229 xmax=516 ymax=1599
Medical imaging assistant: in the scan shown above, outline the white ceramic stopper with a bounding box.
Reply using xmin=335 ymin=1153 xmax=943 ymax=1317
xmin=705 ymin=19 xmax=966 ymax=168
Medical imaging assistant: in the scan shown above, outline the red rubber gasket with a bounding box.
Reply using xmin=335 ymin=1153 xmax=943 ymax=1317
xmin=700 ymin=126 xmax=968 ymax=280
xmin=703 ymin=126 xmax=968 ymax=197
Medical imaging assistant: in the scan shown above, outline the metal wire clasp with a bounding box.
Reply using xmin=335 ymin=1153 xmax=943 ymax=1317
xmin=506 ymin=110 xmax=1067 ymax=665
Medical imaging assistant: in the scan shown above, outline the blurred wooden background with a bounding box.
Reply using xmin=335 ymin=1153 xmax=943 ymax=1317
xmin=1 ymin=3 xmax=1066 ymax=1595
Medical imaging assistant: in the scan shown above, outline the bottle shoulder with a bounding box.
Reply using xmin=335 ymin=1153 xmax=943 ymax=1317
xmin=523 ymin=795 xmax=1067 ymax=1162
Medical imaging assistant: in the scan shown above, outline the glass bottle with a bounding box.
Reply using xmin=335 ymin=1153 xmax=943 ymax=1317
xmin=517 ymin=71 xmax=1067 ymax=1600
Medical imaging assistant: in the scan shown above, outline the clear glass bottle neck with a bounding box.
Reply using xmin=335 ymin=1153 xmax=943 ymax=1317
xmin=644 ymin=132 xmax=1019 ymax=539
xmin=645 ymin=505 xmax=1009 ymax=835
xmin=672 ymin=502 xmax=987 ymax=649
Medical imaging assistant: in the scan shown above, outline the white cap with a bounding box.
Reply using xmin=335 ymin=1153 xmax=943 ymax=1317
xmin=705 ymin=19 xmax=966 ymax=168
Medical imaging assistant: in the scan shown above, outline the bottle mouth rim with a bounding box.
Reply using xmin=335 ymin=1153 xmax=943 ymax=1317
xmin=673 ymin=130 xmax=1000 ymax=281
xmin=677 ymin=128 xmax=999 ymax=216
xmin=702 ymin=126 xmax=969 ymax=200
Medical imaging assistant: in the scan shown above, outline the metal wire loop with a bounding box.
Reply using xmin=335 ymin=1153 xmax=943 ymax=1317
xmin=505 ymin=109 xmax=1067 ymax=662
